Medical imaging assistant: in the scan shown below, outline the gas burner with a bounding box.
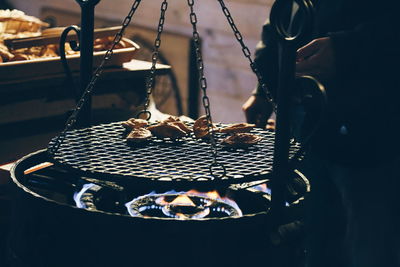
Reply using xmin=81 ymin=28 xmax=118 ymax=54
xmin=74 ymin=183 xmax=102 ymax=210
xmin=73 ymin=184 xmax=243 ymax=219
xmin=73 ymin=182 xmax=126 ymax=214
xmin=125 ymin=190 xmax=243 ymax=220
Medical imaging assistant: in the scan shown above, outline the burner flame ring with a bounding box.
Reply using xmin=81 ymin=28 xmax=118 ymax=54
xmin=125 ymin=191 xmax=243 ymax=220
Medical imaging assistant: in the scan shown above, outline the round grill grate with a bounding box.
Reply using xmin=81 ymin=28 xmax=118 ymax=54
xmin=49 ymin=122 xmax=301 ymax=185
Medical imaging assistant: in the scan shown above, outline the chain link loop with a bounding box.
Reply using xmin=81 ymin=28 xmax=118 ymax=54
xmin=137 ymin=0 xmax=169 ymax=120
xmin=48 ymin=0 xmax=143 ymax=156
xmin=217 ymin=0 xmax=277 ymax=112
xmin=187 ymin=0 xmax=226 ymax=179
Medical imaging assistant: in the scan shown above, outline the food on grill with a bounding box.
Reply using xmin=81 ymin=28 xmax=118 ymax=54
xmin=162 ymin=116 xmax=192 ymax=134
xmin=148 ymin=122 xmax=187 ymax=139
xmin=121 ymin=118 xmax=149 ymax=130
xmin=219 ymin=122 xmax=256 ymax=134
xmin=126 ymin=128 xmax=152 ymax=143
xmin=266 ymin=119 xmax=276 ymax=131
xmin=193 ymin=115 xmax=217 ymax=139
xmin=122 ymin=118 xmax=152 ymax=143
xmin=221 ymin=133 xmax=262 ymax=148
xmin=122 ymin=117 xmax=191 ymax=142
xmin=173 ymin=120 xmax=192 ymax=134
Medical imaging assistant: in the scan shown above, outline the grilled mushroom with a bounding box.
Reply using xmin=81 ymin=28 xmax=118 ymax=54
xmin=121 ymin=118 xmax=149 ymax=130
xmin=193 ymin=115 xmax=218 ymax=139
xmin=126 ymin=128 xmax=152 ymax=143
xmin=219 ymin=123 xmax=256 ymax=134
xmin=147 ymin=122 xmax=187 ymax=139
xmin=221 ymin=133 xmax=262 ymax=148
xmin=162 ymin=116 xmax=192 ymax=134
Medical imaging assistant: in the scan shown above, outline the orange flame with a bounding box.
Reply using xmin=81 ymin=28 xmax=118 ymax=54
xmin=175 ymin=213 xmax=186 ymax=220
xmin=187 ymin=189 xmax=221 ymax=200
xmin=205 ymin=190 xmax=220 ymax=200
xmin=169 ymin=194 xmax=195 ymax=206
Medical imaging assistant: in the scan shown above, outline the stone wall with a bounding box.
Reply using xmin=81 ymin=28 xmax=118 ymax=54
xmin=10 ymin=0 xmax=274 ymax=123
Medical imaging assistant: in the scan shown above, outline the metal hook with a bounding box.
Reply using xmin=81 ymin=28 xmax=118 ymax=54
xmin=270 ymin=0 xmax=314 ymax=44
xmin=136 ymin=110 xmax=152 ymax=121
xmin=209 ymin=161 xmax=227 ymax=180
xmin=59 ymin=25 xmax=81 ymax=101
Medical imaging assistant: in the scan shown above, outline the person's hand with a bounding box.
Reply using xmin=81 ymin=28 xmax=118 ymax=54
xmin=242 ymin=95 xmax=273 ymax=128
xmin=296 ymin=37 xmax=336 ymax=81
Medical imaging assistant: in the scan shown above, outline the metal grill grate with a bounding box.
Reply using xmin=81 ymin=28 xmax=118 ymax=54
xmin=49 ymin=122 xmax=301 ymax=185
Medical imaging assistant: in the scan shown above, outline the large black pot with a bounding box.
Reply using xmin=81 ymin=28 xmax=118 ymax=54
xmin=8 ymin=150 xmax=278 ymax=267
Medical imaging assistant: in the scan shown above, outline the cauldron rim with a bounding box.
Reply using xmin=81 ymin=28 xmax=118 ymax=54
xmin=10 ymin=149 xmax=270 ymax=222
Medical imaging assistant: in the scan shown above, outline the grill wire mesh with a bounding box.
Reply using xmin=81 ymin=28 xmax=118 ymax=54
xmin=49 ymin=121 xmax=301 ymax=185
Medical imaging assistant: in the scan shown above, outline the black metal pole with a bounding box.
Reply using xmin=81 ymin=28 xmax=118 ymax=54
xmin=271 ymin=42 xmax=297 ymax=226
xmin=269 ymin=0 xmax=314 ymax=230
xmin=75 ymin=0 xmax=100 ymax=127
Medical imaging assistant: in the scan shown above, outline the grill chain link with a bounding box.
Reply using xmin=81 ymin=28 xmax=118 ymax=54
xmin=187 ymin=0 xmax=226 ymax=179
xmin=217 ymin=0 xmax=277 ymax=112
xmin=48 ymin=0 xmax=143 ymax=156
xmin=137 ymin=0 xmax=169 ymax=120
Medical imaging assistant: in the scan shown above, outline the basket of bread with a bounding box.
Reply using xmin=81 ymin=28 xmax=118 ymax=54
xmin=0 ymin=9 xmax=139 ymax=80
xmin=0 ymin=9 xmax=48 ymax=37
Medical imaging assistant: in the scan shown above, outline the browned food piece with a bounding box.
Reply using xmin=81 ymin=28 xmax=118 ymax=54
xmin=7 ymin=46 xmax=55 ymax=61
xmin=147 ymin=122 xmax=187 ymax=139
xmin=266 ymin=119 xmax=276 ymax=131
xmin=40 ymin=44 xmax=58 ymax=58
xmin=93 ymin=36 xmax=127 ymax=51
xmin=93 ymin=44 xmax=104 ymax=51
xmin=222 ymin=133 xmax=262 ymax=148
xmin=0 ymin=9 xmax=49 ymax=33
xmin=8 ymin=53 xmax=29 ymax=61
xmin=193 ymin=115 xmax=217 ymax=138
xmin=121 ymin=118 xmax=149 ymax=130
xmin=171 ymin=120 xmax=192 ymax=134
xmin=0 ymin=46 xmax=14 ymax=62
xmin=127 ymin=128 xmax=152 ymax=143
xmin=219 ymin=123 xmax=256 ymax=134
xmin=116 ymin=38 xmax=128 ymax=49
xmin=161 ymin=116 xmax=192 ymax=134
xmin=94 ymin=37 xmax=114 ymax=51
xmin=163 ymin=116 xmax=180 ymax=123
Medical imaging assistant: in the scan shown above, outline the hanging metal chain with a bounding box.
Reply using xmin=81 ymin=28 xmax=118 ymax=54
xmin=48 ymin=0 xmax=143 ymax=156
xmin=136 ymin=0 xmax=169 ymax=120
xmin=187 ymin=0 xmax=226 ymax=179
xmin=217 ymin=0 xmax=277 ymax=112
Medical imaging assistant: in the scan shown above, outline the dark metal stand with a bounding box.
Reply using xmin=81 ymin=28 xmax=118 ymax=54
xmin=75 ymin=0 xmax=100 ymax=126
xmin=271 ymin=42 xmax=297 ymax=226
xmin=269 ymin=0 xmax=314 ymax=227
